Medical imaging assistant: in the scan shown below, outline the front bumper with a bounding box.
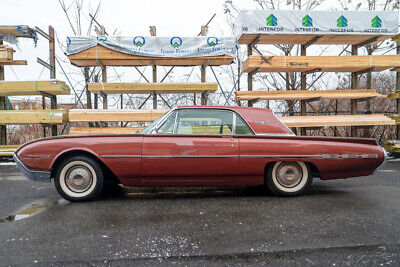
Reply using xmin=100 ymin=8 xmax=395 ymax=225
xmin=13 ymin=153 xmax=51 ymax=183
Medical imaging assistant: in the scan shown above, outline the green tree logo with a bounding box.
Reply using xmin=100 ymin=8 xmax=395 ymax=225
xmin=302 ymin=15 xmax=313 ymax=27
xmin=170 ymin=37 xmax=182 ymax=48
xmin=371 ymin=16 xmax=382 ymax=28
xmin=207 ymin=37 xmax=218 ymax=47
xmin=133 ymin=36 xmax=145 ymax=47
xmin=337 ymin=15 xmax=348 ymax=27
xmin=266 ymin=14 xmax=277 ymax=26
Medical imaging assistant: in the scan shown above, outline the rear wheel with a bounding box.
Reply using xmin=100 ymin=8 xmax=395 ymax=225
xmin=266 ymin=161 xmax=312 ymax=197
xmin=54 ymin=156 xmax=104 ymax=202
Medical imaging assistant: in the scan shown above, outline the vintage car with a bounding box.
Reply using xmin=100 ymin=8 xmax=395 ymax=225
xmin=14 ymin=106 xmax=387 ymax=201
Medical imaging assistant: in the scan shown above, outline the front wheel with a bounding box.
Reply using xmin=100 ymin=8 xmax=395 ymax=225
xmin=54 ymin=156 xmax=104 ymax=202
xmin=266 ymin=161 xmax=312 ymax=197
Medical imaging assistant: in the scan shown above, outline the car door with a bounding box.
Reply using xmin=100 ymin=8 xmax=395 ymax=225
xmin=141 ymin=108 xmax=239 ymax=186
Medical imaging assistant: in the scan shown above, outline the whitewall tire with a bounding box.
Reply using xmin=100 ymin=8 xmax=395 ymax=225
xmin=54 ymin=156 xmax=104 ymax=202
xmin=266 ymin=161 xmax=312 ymax=196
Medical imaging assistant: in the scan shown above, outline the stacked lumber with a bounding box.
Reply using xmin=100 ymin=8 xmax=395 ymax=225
xmin=67 ymin=45 xmax=234 ymax=67
xmin=279 ymin=114 xmax=395 ymax=127
xmin=0 ymin=110 xmax=68 ymax=125
xmin=0 ymin=25 xmax=36 ymax=39
xmin=390 ymin=114 xmax=400 ymax=124
xmin=88 ymin=83 xmax=218 ymax=95
xmin=235 ymin=89 xmax=386 ymax=101
xmin=387 ymin=91 xmax=400 ymax=99
xmin=0 ymin=44 xmax=26 ymax=66
xmin=239 ymin=34 xmax=393 ymax=46
xmin=0 ymin=80 xmax=70 ymax=96
xmin=242 ymin=55 xmax=400 ymax=73
xmin=0 ymin=45 xmax=15 ymax=61
xmin=69 ymin=127 xmax=144 ymax=135
xmin=68 ymin=109 xmax=167 ymax=122
xmin=383 ymin=140 xmax=400 ymax=153
xmin=0 ymin=145 xmax=19 ymax=156
xmin=0 ymin=59 xmax=26 ymax=66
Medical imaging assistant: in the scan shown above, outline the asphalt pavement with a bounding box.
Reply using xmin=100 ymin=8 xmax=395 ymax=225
xmin=0 ymin=160 xmax=399 ymax=266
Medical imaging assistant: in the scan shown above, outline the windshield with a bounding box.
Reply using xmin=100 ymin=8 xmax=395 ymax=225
xmin=139 ymin=111 xmax=171 ymax=134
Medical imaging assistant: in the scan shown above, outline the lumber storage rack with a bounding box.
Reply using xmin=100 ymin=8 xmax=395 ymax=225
xmin=64 ymin=22 xmax=230 ymax=132
xmin=239 ymin=30 xmax=400 ymax=138
xmin=0 ymin=25 xmax=70 ymax=156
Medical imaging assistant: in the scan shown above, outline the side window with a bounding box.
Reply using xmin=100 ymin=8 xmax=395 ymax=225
xmin=157 ymin=111 xmax=177 ymax=134
xmin=235 ymin=115 xmax=253 ymax=135
xmin=176 ymin=109 xmax=233 ymax=135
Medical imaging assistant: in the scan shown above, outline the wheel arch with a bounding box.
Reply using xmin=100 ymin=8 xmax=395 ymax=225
xmin=50 ymin=149 xmax=119 ymax=183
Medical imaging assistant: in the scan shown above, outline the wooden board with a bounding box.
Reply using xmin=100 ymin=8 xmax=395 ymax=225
xmin=69 ymin=127 xmax=144 ymax=135
xmin=383 ymin=140 xmax=400 ymax=153
xmin=0 ymin=25 xmax=36 ymax=39
xmin=88 ymin=83 xmax=218 ymax=94
xmin=390 ymin=115 xmax=400 ymax=125
xmin=0 ymin=59 xmax=27 ymax=66
xmin=67 ymin=45 xmax=234 ymax=67
xmin=0 ymin=80 xmax=70 ymax=96
xmin=236 ymin=89 xmax=386 ymax=101
xmin=0 ymin=110 xmax=68 ymax=125
xmin=0 ymin=45 xmax=15 ymax=61
xmin=239 ymin=34 xmax=394 ymax=45
xmin=0 ymin=145 xmax=19 ymax=156
xmin=279 ymin=114 xmax=395 ymax=127
xmin=68 ymin=109 xmax=167 ymax=122
xmin=242 ymin=55 xmax=400 ymax=73
xmin=387 ymin=91 xmax=400 ymax=99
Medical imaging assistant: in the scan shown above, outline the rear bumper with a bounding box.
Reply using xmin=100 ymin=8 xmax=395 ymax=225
xmin=13 ymin=153 xmax=51 ymax=183
xmin=374 ymin=146 xmax=388 ymax=174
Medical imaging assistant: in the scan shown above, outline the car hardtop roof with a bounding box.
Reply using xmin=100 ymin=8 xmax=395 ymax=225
xmin=176 ymin=106 xmax=273 ymax=113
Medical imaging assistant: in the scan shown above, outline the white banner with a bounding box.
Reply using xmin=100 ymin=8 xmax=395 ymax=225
xmin=66 ymin=36 xmax=238 ymax=58
xmin=234 ymin=10 xmax=399 ymax=36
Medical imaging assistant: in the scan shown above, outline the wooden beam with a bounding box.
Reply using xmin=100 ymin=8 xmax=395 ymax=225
xmin=68 ymin=45 xmax=234 ymax=67
xmin=68 ymin=109 xmax=167 ymax=122
xmin=238 ymin=33 xmax=393 ymax=45
xmin=279 ymin=114 xmax=395 ymax=127
xmin=242 ymin=55 xmax=400 ymax=73
xmin=0 ymin=80 xmax=70 ymax=96
xmin=235 ymin=89 xmax=385 ymax=101
xmin=0 ymin=145 xmax=19 ymax=156
xmin=0 ymin=60 xmax=27 ymax=66
xmin=88 ymin=83 xmax=218 ymax=94
xmin=0 ymin=110 xmax=68 ymax=125
xmin=69 ymin=127 xmax=144 ymax=135
xmin=0 ymin=25 xmax=36 ymax=39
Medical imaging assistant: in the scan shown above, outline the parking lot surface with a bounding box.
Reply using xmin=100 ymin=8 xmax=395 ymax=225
xmin=0 ymin=160 xmax=399 ymax=266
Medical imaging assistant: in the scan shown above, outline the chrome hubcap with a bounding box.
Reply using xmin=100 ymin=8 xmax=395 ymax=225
xmin=65 ymin=166 xmax=93 ymax=193
xmin=276 ymin=163 xmax=302 ymax=188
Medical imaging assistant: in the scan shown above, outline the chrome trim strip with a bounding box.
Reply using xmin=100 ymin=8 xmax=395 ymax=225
xmin=24 ymin=154 xmax=51 ymax=158
xmin=100 ymin=153 xmax=378 ymax=159
xmin=255 ymin=133 xmax=296 ymax=137
xmin=101 ymin=155 xmax=141 ymax=158
xmin=239 ymin=154 xmax=322 ymax=158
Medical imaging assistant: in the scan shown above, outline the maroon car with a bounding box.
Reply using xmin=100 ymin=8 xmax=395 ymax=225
xmin=14 ymin=106 xmax=387 ymax=201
